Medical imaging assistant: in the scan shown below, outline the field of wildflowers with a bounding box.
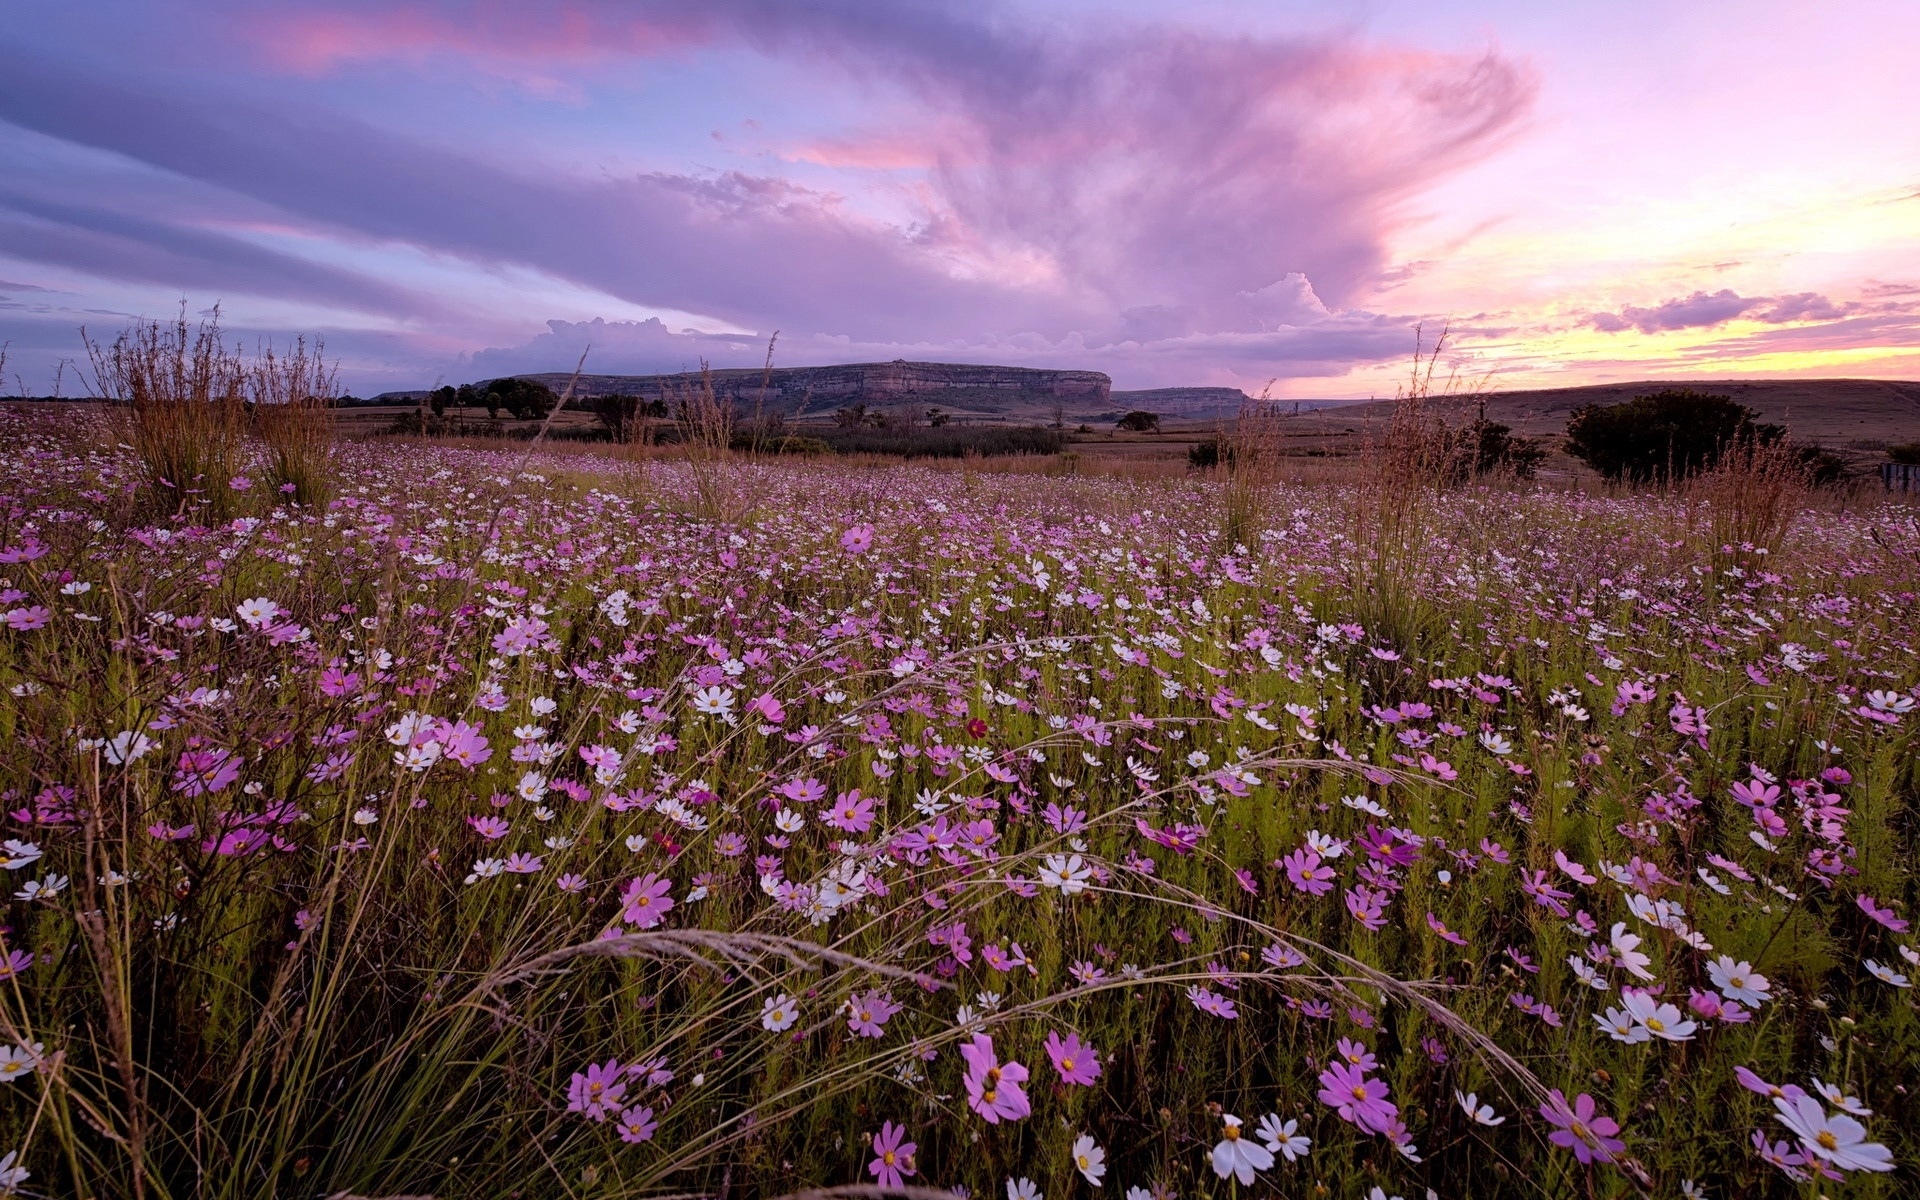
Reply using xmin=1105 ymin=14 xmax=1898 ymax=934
xmin=0 ymin=403 xmax=1914 ymax=1199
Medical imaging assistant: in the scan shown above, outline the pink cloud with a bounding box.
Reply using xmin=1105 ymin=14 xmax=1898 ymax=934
xmin=262 ymin=6 xmax=713 ymax=74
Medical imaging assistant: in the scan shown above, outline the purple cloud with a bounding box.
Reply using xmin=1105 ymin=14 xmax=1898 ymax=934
xmin=1590 ymin=289 xmax=1758 ymax=334
xmin=1590 ymin=288 xmax=1854 ymax=335
xmin=0 ymin=2 xmax=1535 ymax=390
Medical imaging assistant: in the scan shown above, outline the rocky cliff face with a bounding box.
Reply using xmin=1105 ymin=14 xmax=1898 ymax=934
xmin=520 ymin=361 xmax=1111 ymax=416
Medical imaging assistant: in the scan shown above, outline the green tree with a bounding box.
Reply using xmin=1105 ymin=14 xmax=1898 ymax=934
xmin=1564 ymin=389 xmax=1781 ymax=483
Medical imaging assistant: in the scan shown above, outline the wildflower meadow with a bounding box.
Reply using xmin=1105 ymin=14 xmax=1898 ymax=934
xmin=0 ymin=400 xmax=1915 ymax=1200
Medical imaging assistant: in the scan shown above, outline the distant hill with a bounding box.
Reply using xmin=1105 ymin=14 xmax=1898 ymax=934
xmin=493 ymin=361 xmax=1111 ymax=419
xmin=1343 ymin=378 xmax=1920 ymax=448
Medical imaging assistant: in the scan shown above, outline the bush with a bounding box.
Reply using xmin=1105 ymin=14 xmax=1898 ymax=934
xmin=1458 ymin=419 xmax=1546 ymax=482
xmin=1116 ymin=410 xmax=1160 ymax=432
xmin=482 ymin=376 xmax=560 ymax=420
xmin=1889 ymin=442 xmax=1920 ymax=465
xmin=1564 ymin=389 xmax=1782 ymax=483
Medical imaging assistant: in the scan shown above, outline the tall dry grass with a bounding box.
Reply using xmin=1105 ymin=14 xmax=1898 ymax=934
xmin=83 ymin=308 xmax=250 ymax=520
xmin=247 ymin=335 xmax=337 ymax=507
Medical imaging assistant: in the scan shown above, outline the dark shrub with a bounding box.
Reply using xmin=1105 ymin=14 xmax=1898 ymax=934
xmin=1564 ymin=389 xmax=1782 ymax=483
xmin=1889 ymin=442 xmax=1920 ymax=465
xmin=481 ymin=377 xmax=559 ymax=420
xmin=1116 ymin=410 xmax=1160 ymax=432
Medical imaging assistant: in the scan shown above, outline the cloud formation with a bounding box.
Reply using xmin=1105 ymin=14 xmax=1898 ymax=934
xmin=0 ymin=0 xmax=1537 ymax=389
xmin=1590 ymin=289 xmax=1852 ymax=335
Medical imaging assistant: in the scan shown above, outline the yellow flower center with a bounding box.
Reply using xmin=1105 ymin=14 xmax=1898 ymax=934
xmin=1061 ymin=1057 xmax=1076 ymax=1071
xmin=883 ymin=1151 xmax=897 ymax=1166
xmin=1223 ymin=1125 xmax=1240 ymax=1141
xmin=983 ymin=1088 xmax=998 ymax=1103
xmin=1817 ymin=1131 xmax=1839 ymax=1151
xmin=1351 ymin=1085 xmax=1368 ymax=1101
xmin=1645 ymin=1017 xmax=1665 ymax=1032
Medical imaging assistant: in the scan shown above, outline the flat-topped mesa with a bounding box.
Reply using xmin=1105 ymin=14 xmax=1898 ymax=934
xmin=519 ymin=361 xmax=1111 ymax=416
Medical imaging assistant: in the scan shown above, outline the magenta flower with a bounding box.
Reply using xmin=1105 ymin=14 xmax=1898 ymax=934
xmin=827 ymin=789 xmax=877 ymax=833
xmin=0 ymin=949 xmax=33 ymax=980
xmin=567 ymin=1058 xmax=627 ymax=1121
xmin=615 ymin=1104 xmax=657 ymax=1143
xmin=466 ymin=815 xmax=510 ymax=840
xmin=1 ymin=606 xmax=51 ymax=632
xmin=846 ymin=989 xmax=902 ymax=1038
xmin=172 ymin=748 xmax=241 ymax=797
xmin=1187 ymin=986 xmax=1238 ymax=1019
xmin=1044 ymin=1030 xmax=1102 ymax=1086
xmin=1282 ymin=846 xmax=1335 ymax=896
xmin=439 ymin=720 xmax=492 ymax=768
xmin=839 ymin=524 xmax=874 ymax=553
xmin=620 ymin=873 xmax=674 ymax=928
xmin=1857 ymin=894 xmax=1909 ymax=932
xmin=960 ymin=1033 xmax=1030 ymax=1124
xmin=868 ymin=1121 xmax=917 ymax=1188
xmin=1539 ymin=1089 xmax=1625 ymax=1164
xmin=1316 ymin=1061 xmax=1396 ymax=1134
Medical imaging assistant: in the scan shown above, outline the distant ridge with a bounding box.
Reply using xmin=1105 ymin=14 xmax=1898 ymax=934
xmin=1341 ymin=377 xmax=1920 ymax=445
xmin=506 ymin=360 xmax=1111 ymax=417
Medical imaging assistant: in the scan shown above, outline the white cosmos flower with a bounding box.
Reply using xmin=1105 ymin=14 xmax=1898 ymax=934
xmin=1209 ymin=1115 xmax=1274 ymax=1184
xmin=1006 ymin=1177 xmax=1043 ymax=1200
xmin=1811 ymin=1078 xmax=1871 ymax=1116
xmin=760 ymin=993 xmax=798 ymax=1032
xmin=1772 ymin=1094 xmax=1894 ymax=1173
xmin=1621 ymin=990 xmax=1696 ymax=1041
xmin=0 ymin=1044 xmax=42 ymax=1082
xmin=1256 ymin=1113 xmax=1311 ymax=1160
xmin=691 ymin=686 xmax=735 ymax=716
xmin=1707 ymin=956 xmax=1771 ymax=1006
xmin=104 ymin=730 xmax=154 ymax=764
xmin=1455 ymin=1091 xmax=1506 ymax=1125
xmin=1071 ymin=1134 xmax=1106 ymax=1186
xmin=14 ymin=875 xmax=66 ymax=902
xmin=1864 ymin=959 xmax=1911 ymax=988
xmin=1609 ymin=923 xmax=1654 ymax=980
xmin=1038 ymin=854 xmax=1092 ymax=895
xmin=1595 ymin=1005 xmax=1650 ymax=1043
xmin=235 ymin=597 xmax=281 ymax=627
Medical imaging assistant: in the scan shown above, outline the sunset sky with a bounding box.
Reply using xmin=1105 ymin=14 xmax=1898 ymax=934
xmin=2 ymin=0 xmax=1916 ymax=397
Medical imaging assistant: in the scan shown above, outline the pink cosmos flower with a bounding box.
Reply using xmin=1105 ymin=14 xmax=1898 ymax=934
xmin=1282 ymin=846 xmax=1335 ymax=896
xmin=615 ymin=1104 xmax=657 ymax=1143
xmin=868 ymin=1121 xmax=917 ymax=1188
xmin=2 ymin=606 xmax=52 ymax=632
xmin=846 ymin=989 xmax=901 ymax=1038
xmin=172 ymin=748 xmax=242 ymax=797
xmin=620 ymin=873 xmax=674 ymax=928
xmin=1857 ymin=894 xmax=1908 ymax=932
xmin=567 ymin=1058 xmax=627 ymax=1121
xmin=959 ymin=1033 xmax=1030 ymax=1124
xmin=1044 ymin=1030 xmax=1102 ymax=1086
xmin=1316 ymin=1061 xmax=1396 ymax=1134
xmin=1539 ymin=1090 xmax=1625 ymax=1164
xmin=839 ymin=524 xmax=874 ymax=553
xmin=466 ymin=815 xmax=510 ymax=840
xmin=827 ymin=790 xmax=877 ymax=833
xmin=1188 ymin=986 xmax=1238 ymax=1019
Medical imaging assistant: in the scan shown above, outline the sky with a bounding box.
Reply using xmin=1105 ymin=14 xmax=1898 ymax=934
xmin=1 ymin=0 xmax=1916 ymax=398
